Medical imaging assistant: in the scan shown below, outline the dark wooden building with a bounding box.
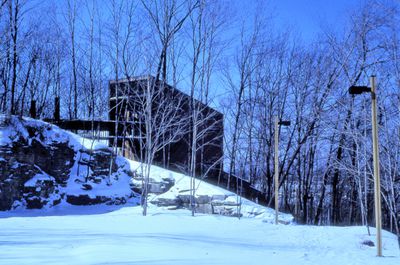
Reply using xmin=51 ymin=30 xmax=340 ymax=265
xmin=42 ymin=78 xmax=269 ymax=206
xmin=109 ymin=76 xmax=224 ymax=179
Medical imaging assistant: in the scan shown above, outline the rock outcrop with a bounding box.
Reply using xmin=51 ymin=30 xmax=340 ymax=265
xmin=150 ymin=192 xmax=245 ymax=217
xmin=0 ymin=116 xmax=138 ymax=211
xmin=131 ymin=170 xmax=175 ymax=194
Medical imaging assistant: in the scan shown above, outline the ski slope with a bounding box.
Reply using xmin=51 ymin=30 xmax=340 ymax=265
xmin=0 ymin=204 xmax=399 ymax=265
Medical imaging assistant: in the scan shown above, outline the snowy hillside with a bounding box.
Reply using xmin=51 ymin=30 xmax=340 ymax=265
xmin=128 ymin=159 xmax=293 ymax=222
xmin=1 ymin=115 xmax=292 ymax=223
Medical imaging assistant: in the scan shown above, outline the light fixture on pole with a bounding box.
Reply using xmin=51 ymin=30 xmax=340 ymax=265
xmin=348 ymin=75 xmax=382 ymax=257
xmin=274 ymin=116 xmax=290 ymax=225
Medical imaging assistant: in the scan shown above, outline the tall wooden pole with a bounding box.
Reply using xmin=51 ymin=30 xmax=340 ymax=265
xmin=274 ymin=116 xmax=279 ymax=225
xmin=54 ymin=97 xmax=60 ymax=121
xmin=370 ymin=75 xmax=382 ymax=256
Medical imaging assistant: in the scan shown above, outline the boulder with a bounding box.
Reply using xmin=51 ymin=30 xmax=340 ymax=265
xmin=152 ymin=197 xmax=182 ymax=207
xmin=195 ymin=203 xmax=213 ymax=214
xmin=212 ymin=205 xmax=242 ymax=217
xmin=11 ymin=139 xmax=74 ymax=186
xmin=132 ymin=174 xmax=175 ymax=194
xmin=195 ymin=195 xmax=212 ymax=204
xmin=66 ymin=194 xmax=130 ymax=206
xmin=211 ymin=194 xmax=227 ymax=201
xmin=81 ymin=183 xmax=93 ymax=190
xmin=0 ymin=161 xmax=39 ymax=210
xmin=66 ymin=194 xmax=106 ymax=205
xmin=177 ymin=194 xmax=193 ymax=204
xmin=25 ymin=197 xmax=43 ymax=209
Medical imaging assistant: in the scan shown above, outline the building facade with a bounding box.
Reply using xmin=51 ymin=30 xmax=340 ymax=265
xmin=109 ymin=76 xmax=224 ymax=180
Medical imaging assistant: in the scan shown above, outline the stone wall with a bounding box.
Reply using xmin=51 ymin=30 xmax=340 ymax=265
xmin=151 ymin=193 xmax=244 ymax=217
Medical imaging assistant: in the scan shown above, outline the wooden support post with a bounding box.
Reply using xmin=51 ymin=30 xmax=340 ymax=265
xmin=29 ymin=100 xmax=36 ymax=119
xmin=54 ymin=97 xmax=60 ymax=121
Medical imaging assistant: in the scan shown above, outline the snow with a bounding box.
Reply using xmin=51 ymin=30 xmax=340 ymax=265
xmin=0 ymin=116 xmax=14 ymax=146
xmin=0 ymin=128 xmax=13 ymax=145
xmin=127 ymin=159 xmax=175 ymax=182
xmin=0 ymin=205 xmax=399 ymax=265
xmin=63 ymin=149 xmax=132 ymax=199
xmin=0 ymin=115 xmax=110 ymax=151
xmin=24 ymin=173 xmax=55 ymax=187
xmin=1 ymin=115 xmax=399 ymax=264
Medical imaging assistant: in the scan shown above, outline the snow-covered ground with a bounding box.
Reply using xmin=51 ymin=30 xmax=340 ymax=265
xmin=1 ymin=116 xmax=399 ymax=264
xmin=0 ymin=204 xmax=399 ymax=265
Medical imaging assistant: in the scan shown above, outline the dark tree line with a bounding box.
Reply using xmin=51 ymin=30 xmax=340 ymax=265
xmin=221 ymin=1 xmax=400 ymax=241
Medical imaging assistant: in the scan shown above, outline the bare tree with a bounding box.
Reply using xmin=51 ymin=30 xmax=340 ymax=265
xmin=8 ymin=0 xmax=21 ymax=115
xmin=66 ymin=0 xmax=78 ymax=119
xmin=136 ymin=0 xmax=199 ymax=216
xmin=186 ymin=0 xmax=226 ymax=216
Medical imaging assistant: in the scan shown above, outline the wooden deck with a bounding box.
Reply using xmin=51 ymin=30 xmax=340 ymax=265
xmin=44 ymin=119 xmax=118 ymax=131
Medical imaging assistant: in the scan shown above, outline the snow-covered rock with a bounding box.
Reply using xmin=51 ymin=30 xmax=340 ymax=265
xmin=127 ymin=159 xmax=294 ymax=223
xmin=0 ymin=116 xmax=139 ymax=210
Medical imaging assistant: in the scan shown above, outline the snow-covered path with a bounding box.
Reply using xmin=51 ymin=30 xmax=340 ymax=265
xmin=0 ymin=206 xmax=399 ymax=265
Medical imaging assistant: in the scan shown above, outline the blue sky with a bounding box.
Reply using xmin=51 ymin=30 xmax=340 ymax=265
xmin=273 ymin=0 xmax=359 ymax=40
xmin=234 ymin=0 xmax=361 ymax=42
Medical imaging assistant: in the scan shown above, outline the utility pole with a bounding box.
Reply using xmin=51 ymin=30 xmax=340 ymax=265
xmin=274 ymin=116 xmax=290 ymax=225
xmin=274 ymin=116 xmax=279 ymax=225
xmin=348 ymin=75 xmax=382 ymax=256
xmin=370 ymin=75 xmax=382 ymax=257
